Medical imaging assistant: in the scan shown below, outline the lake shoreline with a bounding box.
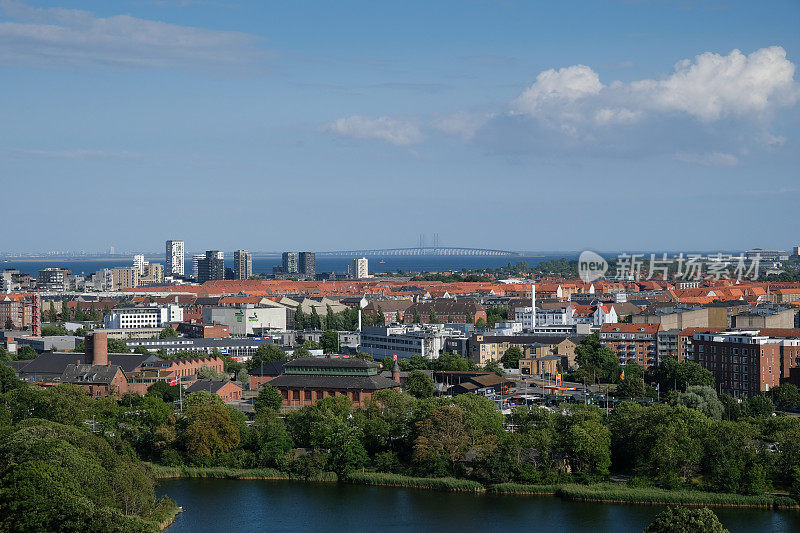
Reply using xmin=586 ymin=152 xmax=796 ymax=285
xmin=149 ymin=466 xmax=799 ymax=510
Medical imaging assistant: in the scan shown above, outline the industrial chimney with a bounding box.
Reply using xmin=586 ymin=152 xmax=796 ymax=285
xmin=85 ymin=331 xmax=108 ymax=366
xmin=391 ymin=354 xmax=400 ymax=383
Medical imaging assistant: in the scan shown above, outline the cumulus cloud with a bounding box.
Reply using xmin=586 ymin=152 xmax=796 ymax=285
xmin=512 ymin=47 xmax=797 ymax=124
xmin=326 ymin=116 xmax=422 ymax=146
xmin=0 ymin=0 xmax=265 ymax=69
xmin=675 ymin=151 xmax=740 ymax=167
xmin=631 ymin=46 xmax=798 ymax=121
xmin=465 ymin=46 xmax=798 ymax=163
xmin=514 ymin=65 xmax=603 ymax=114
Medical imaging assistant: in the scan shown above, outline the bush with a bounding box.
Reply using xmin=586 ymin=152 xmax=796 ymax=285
xmin=644 ymin=506 xmax=728 ymax=533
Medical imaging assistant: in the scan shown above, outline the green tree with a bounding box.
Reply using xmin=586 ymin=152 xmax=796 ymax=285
xmin=107 ymin=338 xmax=130 ymax=353
xmin=615 ymin=362 xmax=646 ymax=398
xmin=247 ymin=344 xmax=287 ymax=371
xmin=310 ymin=307 xmax=322 ymax=329
xmin=0 ymin=419 xmax=173 ymax=532
xmin=159 ymin=326 xmax=178 ymax=339
xmin=744 ymin=395 xmax=774 ymax=417
xmin=649 ymin=356 xmax=714 ymax=393
xmin=670 ymin=385 xmax=724 ymax=419
xmin=500 ymin=346 xmax=523 ymax=369
xmin=146 ymin=380 xmax=181 ymax=403
xmin=181 ymin=402 xmax=241 ymax=457
xmin=133 ymin=345 xmax=150 ymax=355
xmin=321 ymin=329 xmax=339 ymax=354
xmin=431 ymin=352 xmax=475 ymax=371
xmin=47 ymin=301 xmax=57 ymax=322
xmin=0 ymin=363 xmax=24 ymax=394
xmin=376 ymin=305 xmax=385 ymax=326
xmin=404 ymin=370 xmax=434 ymax=398
xmin=428 ymin=308 xmax=439 ymax=324
xmin=412 ymin=307 xmax=422 ymax=324
xmin=396 ymin=311 xmax=403 ymax=324
xmin=557 ymin=406 xmax=611 ymax=481
xmin=293 ymin=346 xmax=312 ymax=359
xmin=294 ymin=306 xmax=306 ymax=329
xmin=61 ymin=299 xmax=69 ymax=320
xmin=252 ymin=411 xmax=292 ymax=467
xmin=16 ymin=346 xmax=38 ymax=360
xmin=483 ymin=359 xmax=504 ymax=376
xmin=772 ymin=383 xmax=800 ymax=411
xmin=413 ymin=404 xmax=470 ymax=476
xmin=574 ymin=333 xmax=619 ymax=383
xmin=644 ymin=507 xmax=728 ymax=533
xmin=198 ymin=364 xmax=226 ymax=380
xmin=254 ymin=385 xmax=284 ymax=413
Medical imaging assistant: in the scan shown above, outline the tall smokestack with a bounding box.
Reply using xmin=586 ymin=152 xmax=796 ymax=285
xmin=86 ymin=332 xmax=108 ymax=366
xmin=531 ymin=284 xmax=536 ymax=331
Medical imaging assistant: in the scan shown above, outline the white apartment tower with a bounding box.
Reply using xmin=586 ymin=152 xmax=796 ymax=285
xmin=352 ymin=257 xmax=369 ymax=279
xmin=133 ymin=254 xmax=148 ymax=275
xmin=233 ymin=249 xmax=253 ymax=280
xmin=166 ymin=240 xmax=185 ymax=277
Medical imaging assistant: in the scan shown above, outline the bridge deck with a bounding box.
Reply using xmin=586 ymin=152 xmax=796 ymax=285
xmin=315 ymin=247 xmax=518 ymax=257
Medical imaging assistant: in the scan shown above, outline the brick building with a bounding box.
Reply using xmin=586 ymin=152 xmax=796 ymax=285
xmin=692 ymin=331 xmax=782 ymax=398
xmin=268 ymin=357 xmax=399 ymax=407
xmin=185 ymin=379 xmax=243 ymax=401
xmin=599 ymin=323 xmax=660 ymax=368
xmin=0 ymin=295 xmax=32 ymax=329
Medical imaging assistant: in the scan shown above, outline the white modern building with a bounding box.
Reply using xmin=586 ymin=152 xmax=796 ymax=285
xmin=360 ymin=324 xmax=464 ymax=360
xmin=516 ymin=303 xmax=617 ymax=330
xmin=203 ymin=305 xmax=288 ymax=336
xmin=166 ymin=240 xmax=185 ymax=277
xmin=103 ymin=304 xmax=183 ymax=329
xmin=352 ymin=257 xmax=369 ymax=279
xmin=133 ymin=254 xmax=148 ymax=275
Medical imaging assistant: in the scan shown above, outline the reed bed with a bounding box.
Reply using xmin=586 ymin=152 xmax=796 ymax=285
xmin=556 ymin=483 xmax=798 ymax=509
xmin=345 ymin=472 xmax=485 ymax=492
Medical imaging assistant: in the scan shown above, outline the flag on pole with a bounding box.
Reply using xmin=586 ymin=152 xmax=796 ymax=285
xmin=620 ymin=370 xmax=625 ymax=381
xmin=170 ymin=376 xmax=180 ymax=386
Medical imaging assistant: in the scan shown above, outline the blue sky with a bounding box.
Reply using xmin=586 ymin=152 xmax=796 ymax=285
xmin=1 ymin=0 xmax=798 ymax=254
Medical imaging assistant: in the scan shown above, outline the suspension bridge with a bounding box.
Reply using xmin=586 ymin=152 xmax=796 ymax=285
xmin=315 ymin=247 xmax=520 ymax=257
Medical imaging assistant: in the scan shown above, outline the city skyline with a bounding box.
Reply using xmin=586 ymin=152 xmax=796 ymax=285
xmin=1 ymin=1 xmax=798 ymax=252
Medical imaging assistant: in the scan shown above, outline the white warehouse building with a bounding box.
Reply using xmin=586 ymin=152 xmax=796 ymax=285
xmin=203 ymin=305 xmax=287 ymax=336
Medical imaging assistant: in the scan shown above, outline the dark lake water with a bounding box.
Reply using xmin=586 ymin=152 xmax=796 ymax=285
xmin=157 ymin=478 xmax=800 ymax=533
xmin=2 ymin=255 xmax=566 ymax=277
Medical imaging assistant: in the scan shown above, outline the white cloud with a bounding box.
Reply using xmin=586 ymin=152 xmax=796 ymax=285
xmin=514 ymin=65 xmax=603 ymax=114
xmin=0 ymin=0 xmax=265 ymax=69
xmin=433 ymin=112 xmax=492 ymax=140
xmin=326 ymin=116 xmax=422 ymax=146
xmin=594 ymin=107 xmax=642 ymax=124
xmin=631 ymin=46 xmax=798 ymax=121
xmin=675 ymin=151 xmax=740 ymax=166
